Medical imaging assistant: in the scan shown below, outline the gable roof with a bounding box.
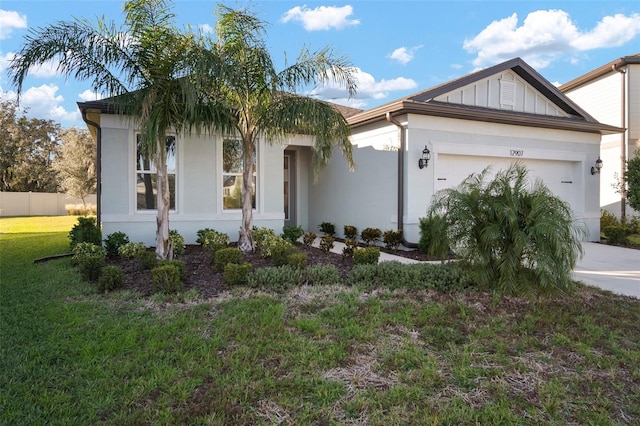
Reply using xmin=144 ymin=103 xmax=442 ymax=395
xmin=348 ymin=57 xmax=622 ymax=135
xmin=559 ymin=53 xmax=640 ymax=92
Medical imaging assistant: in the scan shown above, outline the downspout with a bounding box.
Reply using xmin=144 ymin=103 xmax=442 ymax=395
xmin=386 ymin=112 xmax=419 ymax=249
xmin=613 ymin=64 xmax=627 ymax=219
xmin=81 ymin=109 xmax=102 ymax=225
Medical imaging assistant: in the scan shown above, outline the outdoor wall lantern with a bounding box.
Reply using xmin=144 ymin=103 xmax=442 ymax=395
xmin=591 ymin=157 xmax=603 ymax=175
xmin=418 ymin=146 xmax=431 ymax=169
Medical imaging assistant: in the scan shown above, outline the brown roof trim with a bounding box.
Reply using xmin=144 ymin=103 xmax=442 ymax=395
xmin=559 ymin=53 xmax=640 ymax=92
xmin=348 ymin=99 xmax=623 ymax=135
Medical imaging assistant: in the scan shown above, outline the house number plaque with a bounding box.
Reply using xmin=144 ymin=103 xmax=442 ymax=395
xmin=510 ymin=149 xmax=524 ymax=157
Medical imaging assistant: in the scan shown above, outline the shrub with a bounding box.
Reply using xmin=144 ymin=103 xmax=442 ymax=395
xmin=103 ymin=231 xmax=130 ymax=256
xmin=353 ymin=246 xmax=380 ymax=265
xmin=360 ymin=227 xmax=382 ymax=245
xmin=118 ymin=242 xmax=147 ymax=259
xmin=603 ymin=226 xmax=630 ymax=246
xmin=196 ymin=228 xmax=230 ymax=253
xmin=428 ymin=163 xmax=587 ymax=295
xmin=319 ymin=235 xmax=335 ymax=253
xmin=342 ymin=238 xmax=357 ymax=258
xmin=258 ymin=234 xmax=293 ymax=259
xmin=318 ymin=221 xmax=336 ymax=236
xmin=68 ymin=216 xmax=102 ymax=250
xmin=302 ymin=231 xmax=317 ymax=246
xmin=281 ymin=225 xmax=304 ymax=244
xmin=600 ymin=210 xmax=618 ymax=230
xmin=418 ymin=214 xmax=450 ymax=260
xmin=158 ymin=259 xmax=186 ymax=281
xmin=97 ymin=266 xmax=124 ymax=292
xmin=151 ymin=264 xmax=184 ymax=294
xmin=287 ymin=252 xmax=307 ymax=269
xmin=223 ymin=262 xmax=252 ymax=286
xmin=213 ymin=248 xmax=243 ymax=272
xmin=247 ymin=265 xmax=304 ymax=291
xmin=343 ymin=225 xmax=358 ymax=239
xmin=169 ymin=229 xmax=185 ymax=258
xmin=72 ymin=242 xmax=107 ymax=281
xmin=137 ymin=251 xmax=158 ymax=270
xmin=270 ymin=240 xmax=297 ymax=266
xmin=305 ymin=265 xmax=341 ymax=286
xmin=253 ymin=227 xmax=278 ymax=254
xmin=383 ymin=229 xmax=403 ymax=250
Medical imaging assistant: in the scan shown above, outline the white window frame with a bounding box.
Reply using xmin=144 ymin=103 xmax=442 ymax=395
xmin=134 ymin=133 xmax=178 ymax=213
xmin=221 ymin=138 xmax=257 ymax=211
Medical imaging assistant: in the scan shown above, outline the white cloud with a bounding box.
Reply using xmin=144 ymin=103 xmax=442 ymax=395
xmin=464 ymin=10 xmax=640 ymax=69
xmin=0 ymin=9 xmax=27 ymax=40
xmin=198 ymin=24 xmax=214 ymax=34
xmin=312 ymin=67 xmax=417 ymax=106
xmin=28 ymin=59 xmax=61 ymax=78
xmin=78 ymin=90 xmax=103 ymax=102
xmin=1 ymin=84 xmax=79 ymax=123
xmin=388 ymin=45 xmax=423 ymax=65
xmin=281 ymin=5 xmax=359 ymax=31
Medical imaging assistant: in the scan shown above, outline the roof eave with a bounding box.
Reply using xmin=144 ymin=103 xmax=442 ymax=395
xmin=559 ymin=53 xmax=640 ymax=92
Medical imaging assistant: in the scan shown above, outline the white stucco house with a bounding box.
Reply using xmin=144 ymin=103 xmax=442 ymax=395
xmin=78 ymin=57 xmax=621 ymax=247
xmin=559 ymin=53 xmax=640 ymax=219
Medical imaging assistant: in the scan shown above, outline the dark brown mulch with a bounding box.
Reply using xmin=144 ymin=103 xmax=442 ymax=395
xmin=106 ymin=243 xmax=434 ymax=299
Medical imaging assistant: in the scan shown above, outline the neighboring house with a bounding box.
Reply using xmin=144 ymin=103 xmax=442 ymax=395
xmin=78 ymin=57 xmax=620 ymax=246
xmin=559 ymin=53 xmax=640 ymax=219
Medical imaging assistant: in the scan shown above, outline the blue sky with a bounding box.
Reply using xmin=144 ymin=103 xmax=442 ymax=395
xmin=1 ymin=0 xmax=639 ymax=128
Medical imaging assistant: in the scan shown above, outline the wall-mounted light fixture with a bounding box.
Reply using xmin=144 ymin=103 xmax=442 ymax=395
xmin=591 ymin=157 xmax=603 ymax=175
xmin=418 ymin=146 xmax=431 ymax=169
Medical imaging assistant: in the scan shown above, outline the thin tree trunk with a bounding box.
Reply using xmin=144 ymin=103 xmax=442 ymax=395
xmin=155 ymin=135 xmax=170 ymax=259
xmin=238 ymin=136 xmax=254 ymax=252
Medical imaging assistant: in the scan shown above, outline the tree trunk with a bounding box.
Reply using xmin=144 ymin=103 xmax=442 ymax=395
xmin=238 ymin=136 xmax=254 ymax=252
xmin=155 ymin=135 xmax=170 ymax=259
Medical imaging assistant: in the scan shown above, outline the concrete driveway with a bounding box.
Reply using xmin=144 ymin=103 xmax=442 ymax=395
xmin=572 ymin=242 xmax=640 ymax=299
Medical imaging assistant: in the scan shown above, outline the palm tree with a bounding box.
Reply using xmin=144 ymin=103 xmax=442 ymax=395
xmin=195 ymin=5 xmax=358 ymax=252
xmin=8 ymin=0 xmax=210 ymax=259
xmin=428 ymin=162 xmax=587 ymax=295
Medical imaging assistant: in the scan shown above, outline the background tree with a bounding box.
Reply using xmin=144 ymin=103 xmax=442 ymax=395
xmin=8 ymin=0 xmax=214 ymax=259
xmin=427 ymin=162 xmax=587 ymax=296
xmin=52 ymin=127 xmax=96 ymax=206
xmin=0 ymin=97 xmax=61 ymax=192
xmin=196 ymin=5 xmax=357 ymax=252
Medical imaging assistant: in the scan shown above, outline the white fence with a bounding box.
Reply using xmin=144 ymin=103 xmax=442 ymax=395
xmin=0 ymin=192 xmax=97 ymax=217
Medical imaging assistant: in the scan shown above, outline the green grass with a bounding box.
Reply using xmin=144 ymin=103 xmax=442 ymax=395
xmin=2 ymin=217 xmax=640 ymax=424
xmin=0 ymin=215 xmax=83 ymax=234
xmin=629 ymin=234 xmax=640 ymax=245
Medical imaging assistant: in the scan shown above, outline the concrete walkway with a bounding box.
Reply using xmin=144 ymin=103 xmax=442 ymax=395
xmin=572 ymin=242 xmax=640 ymax=299
xmin=321 ymin=239 xmax=640 ymax=299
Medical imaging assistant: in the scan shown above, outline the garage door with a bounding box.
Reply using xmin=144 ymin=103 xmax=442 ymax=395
xmin=434 ymin=155 xmax=579 ymax=212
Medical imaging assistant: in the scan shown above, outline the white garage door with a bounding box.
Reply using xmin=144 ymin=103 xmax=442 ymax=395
xmin=434 ymin=155 xmax=579 ymax=213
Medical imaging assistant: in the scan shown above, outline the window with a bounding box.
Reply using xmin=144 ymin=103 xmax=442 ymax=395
xmin=222 ymin=139 xmax=256 ymax=209
xmin=135 ymin=134 xmax=176 ymax=211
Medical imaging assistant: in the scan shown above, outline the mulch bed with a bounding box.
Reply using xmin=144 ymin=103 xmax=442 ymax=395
xmin=107 ymin=243 xmax=433 ymax=298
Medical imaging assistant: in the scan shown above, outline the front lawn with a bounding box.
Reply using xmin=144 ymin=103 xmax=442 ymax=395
xmin=1 ymin=217 xmax=639 ymax=424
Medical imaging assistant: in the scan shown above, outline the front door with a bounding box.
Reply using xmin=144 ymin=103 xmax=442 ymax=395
xmin=284 ymin=150 xmax=296 ymax=227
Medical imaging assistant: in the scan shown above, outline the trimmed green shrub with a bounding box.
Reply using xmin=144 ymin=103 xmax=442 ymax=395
xmin=319 ymin=235 xmax=335 ymax=253
xmin=223 ymin=262 xmax=252 ymax=286
xmin=258 ymin=234 xmax=292 ymax=259
xmin=360 ymin=227 xmax=381 ymax=245
xmin=343 ymin=225 xmax=358 ymax=239
xmin=213 ymin=248 xmax=243 ymax=272
xmin=151 ymin=264 xmax=184 ymax=294
xmin=287 ymin=252 xmax=307 ymax=269
xmin=196 ymin=228 xmax=229 ymax=253
xmin=603 ymin=226 xmax=630 ymax=246
xmin=305 ymin=265 xmax=341 ymax=286
xmin=247 ymin=265 xmax=304 ymax=291
xmin=318 ymin=221 xmax=336 ymax=236
xmin=98 ymin=266 xmax=124 ymax=292
xmin=158 ymin=259 xmax=186 ymax=281
xmin=68 ymin=216 xmax=102 ymax=250
xmin=418 ymin=214 xmax=450 ymax=260
xmin=72 ymin=242 xmax=107 ymax=281
xmin=118 ymin=242 xmax=147 ymax=259
xmin=253 ymin=227 xmax=277 ymax=252
xmin=302 ymin=231 xmax=317 ymax=246
xmin=103 ymin=231 xmax=130 ymax=256
xmin=383 ymin=229 xmax=403 ymax=250
xmin=353 ymin=246 xmax=380 ymax=265
xmin=169 ymin=229 xmax=185 ymax=258
xmin=342 ymin=238 xmax=357 ymax=258
xmin=282 ymin=225 xmax=304 ymax=244
xmin=137 ymin=251 xmax=158 ymax=270
xmin=600 ymin=210 xmax=618 ymax=230
xmin=270 ymin=240 xmax=297 ymax=266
